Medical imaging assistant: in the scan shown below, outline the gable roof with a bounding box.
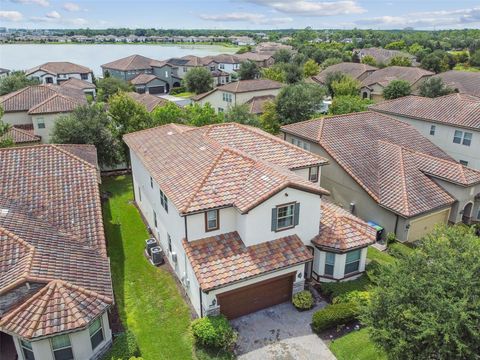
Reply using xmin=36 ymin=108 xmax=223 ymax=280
xmin=26 ymin=62 xmax=92 ymax=76
xmin=362 ymin=66 xmax=434 ymax=88
xmin=244 ymin=95 xmax=276 ymax=114
xmin=0 ymin=126 xmax=41 ymax=144
xmin=124 ymin=123 xmax=329 ymax=215
xmin=126 ymin=92 xmax=170 ymax=112
xmin=355 ymin=47 xmax=415 ymax=64
xmin=28 ymin=93 xmax=86 ymax=115
xmin=281 ymin=112 xmax=480 ymax=218
xmin=60 ymin=77 xmax=96 ymax=90
xmin=312 ymin=62 xmax=377 ymax=84
xmin=101 ymin=54 xmax=155 ymax=71
xmin=130 ymin=73 xmax=160 ymax=85
xmin=370 ymin=93 xmax=480 ymax=131
xmin=194 ymin=79 xmax=282 ymax=100
xmin=431 ymin=70 xmax=480 ymax=97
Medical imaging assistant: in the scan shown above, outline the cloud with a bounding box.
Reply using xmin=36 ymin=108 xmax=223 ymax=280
xmin=244 ymin=0 xmax=366 ymax=16
xmin=0 ymin=10 xmax=23 ymax=21
xmin=45 ymin=10 xmax=60 ymax=19
xmin=10 ymin=0 xmax=49 ymax=7
xmin=62 ymin=2 xmax=81 ymax=12
xmin=200 ymin=12 xmax=292 ymax=25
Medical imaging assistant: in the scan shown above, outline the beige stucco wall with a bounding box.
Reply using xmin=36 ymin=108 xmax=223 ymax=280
xmin=32 ymin=113 xmax=67 ymax=143
xmin=2 ymin=112 xmax=31 ymax=126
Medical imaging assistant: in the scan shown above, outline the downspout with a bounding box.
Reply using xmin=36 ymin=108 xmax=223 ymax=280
xmin=394 ymin=214 xmax=399 ymax=238
xmin=199 ymin=287 xmax=204 ymax=317
xmin=184 ymin=216 xmax=188 ymax=241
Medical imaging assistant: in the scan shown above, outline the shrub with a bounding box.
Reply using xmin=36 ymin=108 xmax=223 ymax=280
xmin=386 ymin=232 xmax=396 ymax=245
xmin=191 ymin=315 xmax=237 ymax=350
xmin=333 ymin=290 xmax=371 ymax=307
xmin=388 ymin=242 xmax=414 ymax=259
xmin=101 ymin=331 xmax=140 ymax=360
xmin=169 ymin=86 xmax=186 ymax=95
xmin=320 ymin=275 xmax=371 ymax=299
xmin=292 ymin=290 xmax=314 ymax=310
xmin=311 ymin=303 xmax=358 ymax=333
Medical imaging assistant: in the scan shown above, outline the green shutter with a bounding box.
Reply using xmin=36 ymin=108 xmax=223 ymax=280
xmin=294 ymin=203 xmax=300 ymax=226
xmin=271 ymin=208 xmax=277 ymax=231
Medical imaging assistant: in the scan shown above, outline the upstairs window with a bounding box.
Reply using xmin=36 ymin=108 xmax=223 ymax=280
xmin=272 ymin=203 xmax=300 ymax=231
xmin=453 ymin=130 xmax=462 ymax=144
xmin=453 ymin=130 xmax=472 ymax=146
xmin=89 ymin=318 xmax=104 ymax=350
xmin=309 ymin=166 xmax=319 ymax=182
xmin=150 ymin=176 xmax=153 ymax=188
xmin=51 ymin=334 xmax=73 ymax=360
xmin=219 ymin=64 xmax=225 ymax=69
xmin=291 ymin=137 xmax=310 ymax=151
xmin=81 ymin=73 xmax=89 ymax=80
xmin=168 ymin=233 xmax=172 ymax=252
xmin=37 ymin=118 xmax=45 ymax=129
xmin=345 ymin=249 xmax=361 ymax=274
xmin=324 ymin=252 xmax=335 ymax=276
xmin=460 ymin=160 xmax=469 ymax=166
xmin=21 ymin=340 xmax=35 ymax=360
xmin=205 ymin=209 xmax=219 ymax=231
xmin=429 ymin=125 xmax=436 ymax=136
xmin=463 ymin=132 xmax=472 ymax=146
xmin=222 ymin=92 xmax=232 ymax=102
xmin=153 ymin=210 xmax=157 ymax=228
xmin=160 ymin=189 xmax=168 ymax=213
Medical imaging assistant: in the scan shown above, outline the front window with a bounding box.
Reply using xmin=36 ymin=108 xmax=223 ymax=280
xmin=51 ymin=334 xmax=73 ymax=360
xmin=21 ymin=340 xmax=35 ymax=360
xmin=453 ymin=130 xmax=472 ymax=146
xmin=324 ymin=252 xmax=335 ymax=276
xmin=89 ymin=318 xmax=104 ymax=350
xmin=276 ymin=203 xmax=295 ymax=230
xmin=37 ymin=118 xmax=45 ymax=129
xmin=291 ymin=137 xmax=310 ymax=151
xmin=222 ymin=92 xmax=232 ymax=102
xmin=309 ymin=166 xmax=319 ymax=182
xmin=429 ymin=125 xmax=436 ymax=136
xmin=205 ymin=209 xmax=219 ymax=231
xmin=345 ymin=249 xmax=361 ymax=274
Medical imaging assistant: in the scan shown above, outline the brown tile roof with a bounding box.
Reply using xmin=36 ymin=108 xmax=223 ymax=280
xmin=55 ymin=144 xmax=99 ymax=168
xmin=26 ymin=62 xmax=92 ymax=76
xmin=60 ymin=77 xmax=96 ymax=90
xmin=126 ymin=92 xmax=169 ymax=112
xmin=194 ymin=79 xmax=283 ymax=100
xmin=281 ymin=112 xmax=480 ymax=217
xmin=370 ymin=94 xmax=480 ymax=131
xmin=183 ymin=232 xmax=312 ymax=290
xmin=124 ymin=123 xmax=329 ymax=214
xmin=245 ymin=95 xmax=276 ymax=114
xmin=431 ymin=70 xmax=480 ymax=97
xmin=0 ymin=126 xmax=41 ymax=144
xmin=313 ymin=200 xmax=376 ymax=251
xmin=204 ymin=54 xmax=240 ymax=64
xmin=236 ymin=52 xmax=273 ymax=62
xmin=101 ymin=54 xmax=155 ymax=71
xmin=130 ymin=73 xmax=159 ymax=85
xmin=354 ymin=48 xmax=415 ymax=65
xmin=312 ymin=62 xmax=377 ymax=84
xmin=28 ymin=93 xmax=86 ymax=115
xmin=362 ymin=66 xmax=434 ymax=88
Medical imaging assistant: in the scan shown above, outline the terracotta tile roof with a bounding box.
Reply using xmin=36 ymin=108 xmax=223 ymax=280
xmin=55 ymin=144 xmax=99 ymax=168
xmin=60 ymin=77 xmax=96 ymax=90
xmin=362 ymin=66 xmax=434 ymax=88
xmin=312 ymin=62 xmax=377 ymax=84
xmin=245 ymin=95 xmax=276 ymax=114
xmin=431 ymin=70 xmax=480 ymax=97
xmin=312 ymin=200 xmax=376 ymax=251
xmin=126 ymin=92 xmax=169 ymax=112
xmin=26 ymin=62 xmax=92 ymax=76
xmin=28 ymin=93 xmax=86 ymax=115
xmin=370 ymin=94 xmax=480 ymax=131
xmin=193 ymin=79 xmax=283 ymax=100
xmin=281 ymin=112 xmax=480 ymax=217
xmin=204 ymin=54 xmax=240 ymax=64
xmin=183 ymin=232 xmax=312 ymax=290
xmin=124 ymin=123 xmax=328 ymax=214
xmin=130 ymin=73 xmax=159 ymax=85
xmin=101 ymin=54 xmax=155 ymax=71
xmin=0 ymin=126 xmax=41 ymax=144
xmin=236 ymin=52 xmax=273 ymax=62
xmin=354 ymin=48 xmax=415 ymax=65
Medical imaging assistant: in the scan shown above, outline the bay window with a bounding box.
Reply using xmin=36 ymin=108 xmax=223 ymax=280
xmin=345 ymin=249 xmax=361 ymax=274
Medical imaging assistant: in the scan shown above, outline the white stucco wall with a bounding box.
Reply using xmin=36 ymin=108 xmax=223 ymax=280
xmin=312 ymin=247 xmax=368 ymax=282
xmin=28 ymin=70 xmax=93 ymax=85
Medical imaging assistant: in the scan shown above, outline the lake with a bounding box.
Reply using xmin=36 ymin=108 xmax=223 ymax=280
xmin=0 ymin=43 xmax=238 ymax=75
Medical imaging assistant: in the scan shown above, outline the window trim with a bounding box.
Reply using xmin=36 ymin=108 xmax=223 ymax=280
xmin=88 ymin=317 xmax=104 ymax=351
xmin=50 ymin=334 xmax=74 ymax=360
xmin=308 ymin=166 xmax=319 ymax=182
xmin=205 ymin=209 xmax=220 ymax=232
xmin=21 ymin=340 xmax=35 ymax=360
xmin=344 ymin=249 xmax=361 ymax=275
xmin=275 ymin=202 xmax=296 ymax=232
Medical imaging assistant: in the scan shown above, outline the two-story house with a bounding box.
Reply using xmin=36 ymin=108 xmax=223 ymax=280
xmin=124 ymin=123 xmax=375 ymax=319
xmin=429 ymin=70 xmax=480 ymax=97
xmin=26 ymin=62 xmax=93 ymax=85
xmin=370 ymin=93 xmax=480 ymax=170
xmin=281 ymin=111 xmax=480 ymax=241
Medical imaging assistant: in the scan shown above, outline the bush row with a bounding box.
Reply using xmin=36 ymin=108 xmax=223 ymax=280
xmin=311 ymin=302 xmax=358 ymax=333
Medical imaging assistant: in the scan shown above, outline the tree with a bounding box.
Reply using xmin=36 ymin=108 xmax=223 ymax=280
xmin=329 ymin=95 xmax=373 ymax=115
xmin=276 ymin=83 xmax=325 ymax=124
xmin=51 ymin=104 xmax=122 ymax=167
xmin=331 ymin=76 xmax=361 ymax=97
xmin=261 ymin=65 xmax=286 ymax=83
xmin=419 ymin=77 xmax=455 ymax=98
xmin=259 ymin=101 xmax=280 ymax=134
xmin=283 ymin=63 xmax=304 ymax=84
xmin=238 ymin=60 xmax=260 ymax=80
xmin=183 ymin=67 xmax=213 ymax=94
xmin=183 ymin=103 xmax=223 ymax=127
xmin=361 ymin=55 xmax=377 ymax=66
xmin=389 ymin=56 xmax=411 ymax=67
xmin=151 ymin=102 xmax=183 ymax=126
xmin=303 ymin=59 xmax=320 ymax=77
xmin=321 ymin=57 xmax=343 ymax=69
xmin=362 ymin=225 xmax=480 ymax=360
xmin=224 ymin=104 xmax=260 ymax=127
xmin=0 ymin=105 xmax=13 ymax=148
xmin=421 ymin=50 xmax=454 ymax=73
xmin=97 ymin=77 xmax=133 ymax=102
xmin=273 ymin=49 xmax=293 ymax=64
xmin=0 ymin=71 xmax=40 ymax=95
xmin=383 ymin=80 xmax=411 ymax=100
xmin=325 ymin=71 xmax=346 ymax=96
xmin=385 ymin=40 xmax=406 ymax=50
xmin=470 ymin=49 xmax=480 ymax=67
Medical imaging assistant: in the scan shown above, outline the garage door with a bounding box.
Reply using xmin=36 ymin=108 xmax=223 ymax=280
xmin=407 ymin=208 xmax=450 ymax=242
xmin=148 ymin=86 xmax=165 ymax=94
xmin=217 ymin=273 xmax=294 ymax=319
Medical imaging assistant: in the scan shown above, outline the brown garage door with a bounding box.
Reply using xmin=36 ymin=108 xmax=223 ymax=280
xmin=217 ymin=273 xmax=295 ymax=319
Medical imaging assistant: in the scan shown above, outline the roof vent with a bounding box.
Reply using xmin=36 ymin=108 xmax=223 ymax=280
xmin=167 ymin=131 xmax=173 ymax=135
xmin=261 ymin=175 xmax=270 ymax=181
xmin=0 ymin=209 xmax=9 ymax=217
xmin=199 ymin=146 xmax=206 ymax=151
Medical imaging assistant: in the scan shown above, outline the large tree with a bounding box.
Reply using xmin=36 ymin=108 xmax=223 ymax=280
xmin=183 ymin=103 xmax=223 ymax=127
xmin=470 ymin=49 xmax=480 ymax=67
xmin=273 ymin=49 xmax=293 ymax=63
xmin=96 ymin=77 xmax=133 ymax=102
xmin=329 ymin=95 xmax=373 ymax=115
xmin=150 ymin=102 xmax=183 ymax=126
xmin=419 ymin=77 xmax=455 ymax=98
xmin=303 ymin=59 xmax=320 ymax=77
xmin=259 ymin=101 xmax=280 ymax=134
xmin=324 ymin=71 xmax=346 ymax=96
xmin=238 ymin=60 xmax=260 ymax=80
xmin=51 ymin=104 xmax=122 ymax=167
xmin=383 ymin=80 xmax=411 ymax=100
xmin=183 ymin=67 xmax=213 ymax=94
xmin=0 ymin=71 xmax=40 ymax=95
xmin=224 ymin=104 xmax=260 ymax=127
xmin=388 ymin=56 xmax=412 ymax=67
xmin=276 ymin=83 xmax=325 ymax=124
xmin=0 ymin=105 xmax=13 ymax=148
xmin=331 ymin=76 xmax=361 ymax=97
xmin=362 ymin=225 xmax=480 ymax=360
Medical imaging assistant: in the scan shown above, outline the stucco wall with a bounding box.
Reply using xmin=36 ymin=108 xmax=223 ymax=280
xmin=32 ymin=113 xmax=67 ymax=143
xmin=312 ymin=247 xmax=368 ymax=281
xmin=2 ymin=112 xmax=31 ymax=126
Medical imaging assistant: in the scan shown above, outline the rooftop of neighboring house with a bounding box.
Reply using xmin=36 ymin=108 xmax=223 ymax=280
xmin=130 ymin=73 xmax=160 ymax=85
xmin=361 ymin=66 xmax=434 ymax=88
xmin=0 ymin=144 xmax=112 ymax=340
xmin=0 ymin=68 xmax=10 ymax=75
xmin=311 ymin=62 xmax=378 ymax=85
xmin=60 ymin=77 xmax=96 ymax=90
xmin=431 ymin=70 xmax=480 ymax=97
xmin=0 ymin=84 xmax=87 ymax=114
xmin=281 ymin=111 xmax=480 ymax=218
xmin=26 ymin=61 xmax=92 ymax=75
xmin=254 ymin=42 xmax=293 ymax=54
xmin=101 ymin=54 xmax=155 ymax=71
xmin=124 ymin=122 xmax=329 ymax=215
xmin=126 ymin=92 xmax=170 ymax=112
xmin=204 ymin=54 xmax=240 ymax=64
xmin=244 ymin=94 xmax=276 ymax=114
xmin=354 ymin=47 xmax=415 ymax=65
xmin=193 ymin=79 xmax=283 ymax=100
xmin=0 ymin=126 xmax=41 ymax=144
xmin=370 ymin=93 xmax=480 ymax=131
xmin=236 ymin=52 xmax=274 ymax=62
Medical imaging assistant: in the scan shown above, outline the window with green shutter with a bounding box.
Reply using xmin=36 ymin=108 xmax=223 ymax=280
xmin=272 ymin=202 xmax=300 ymax=231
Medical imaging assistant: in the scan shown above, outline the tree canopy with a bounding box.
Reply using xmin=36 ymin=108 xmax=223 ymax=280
xmin=383 ymin=80 xmax=411 ymax=100
xmin=331 ymin=76 xmax=361 ymax=97
xmin=419 ymin=77 xmax=455 ymax=98
xmin=224 ymin=104 xmax=260 ymax=127
xmin=275 ymin=83 xmax=325 ymax=124
xmin=183 ymin=67 xmax=213 ymax=94
xmin=97 ymin=77 xmax=133 ymax=102
xmin=238 ymin=60 xmax=260 ymax=80
xmin=0 ymin=71 xmax=40 ymax=95
xmin=329 ymin=95 xmax=373 ymax=115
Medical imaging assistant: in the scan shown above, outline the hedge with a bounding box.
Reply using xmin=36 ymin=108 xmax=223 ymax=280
xmin=311 ymin=303 xmax=358 ymax=333
xmin=101 ymin=331 xmax=140 ymax=360
xmin=320 ymin=275 xmax=371 ymax=298
xmin=191 ymin=315 xmax=237 ymax=351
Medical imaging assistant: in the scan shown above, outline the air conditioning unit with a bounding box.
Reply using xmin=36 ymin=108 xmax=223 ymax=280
xmin=145 ymin=238 xmax=158 ymax=256
xmin=151 ymin=246 xmax=165 ymax=266
xmin=171 ymin=252 xmax=177 ymax=263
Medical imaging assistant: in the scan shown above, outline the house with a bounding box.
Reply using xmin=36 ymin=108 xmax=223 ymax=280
xmin=244 ymin=94 xmax=276 ymax=115
xmin=101 ymin=54 xmax=155 ymax=81
xmin=281 ymin=111 xmax=480 ymax=241
xmin=0 ymin=68 xmax=9 ymax=78
xmin=254 ymin=42 xmax=293 ymax=55
xmin=429 ymin=70 xmax=480 ymax=97
xmin=310 ymin=62 xmax=377 ymax=85
xmin=0 ymin=84 xmax=87 ymax=143
xmin=124 ymin=122 xmax=375 ymax=319
xmin=370 ymin=94 xmax=480 ymax=170
xmin=130 ymin=73 xmax=169 ymax=95
xmin=0 ymin=144 xmax=113 ymax=360
xmin=165 ymin=55 xmax=231 ymax=85
xmin=353 ymin=47 xmax=417 ymax=66
xmin=60 ymin=77 xmax=96 ymax=97
xmin=205 ymin=54 xmax=240 ymax=74
xmin=26 ymin=62 xmax=93 ymax=85
xmin=193 ymin=79 xmax=283 ymax=113
xmin=361 ymin=66 xmax=434 ymax=102
xmin=236 ymin=52 xmax=275 ymax=68
xmin=126 ymin=92 xmax=170 ymax=112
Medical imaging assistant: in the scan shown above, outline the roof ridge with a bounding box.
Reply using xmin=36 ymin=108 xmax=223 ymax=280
xmin=50 ymin=144 xmax=98 ymax=171
xmin=396 ymin=145 xmax=410 ymax=216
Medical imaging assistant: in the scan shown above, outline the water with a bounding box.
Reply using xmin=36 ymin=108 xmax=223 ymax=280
xmin=0 ymin=43 xmax=238 ymax=75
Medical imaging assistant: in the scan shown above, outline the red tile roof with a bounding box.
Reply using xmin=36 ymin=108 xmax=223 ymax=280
xmin=0 ymin=126 xmax=41 ymax=144
xmin=60 ymin=77 xmax=96 ymax=90
xmin=312 ymin=62 xmax=377 ymax=84
xmin=281 ymin=112 xmax=480 ymax=217
xmin=130 ymin=73 xmax=159 ymax=85
xmin=313 ymin=200 xmax=376 ymax=251
xmin=431 ymin=70 xmax=480 ymax=97
xmin=26 ymin=62 xmax=92 ymax=76
xmin=362 ymin=66 xmax=434 ymax=88
xmin=28 ymin=93 xmax=86 ymax=115
xmin=183 ymin=232 xmax=312 ymax=290
xmin=193 ymin=79 xmax=282 ymax=100
xmin=124 ymin=123 xmax=328 ymax=214
xmin=370 ymin=94 xmax=480 ymax=131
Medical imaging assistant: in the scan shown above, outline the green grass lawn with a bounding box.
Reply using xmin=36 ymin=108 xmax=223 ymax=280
xmin=173 ymin=91 xmax=195 ymax=98
xmin=102 ymin=175 xmax=194 ymax=360
xmin=453 ymin=64 xmax=480 ymax=72
xmin=367 ymin=247 xmax=395 ymax=266
xmin=329 ymin=328 xmax=387 ymax=360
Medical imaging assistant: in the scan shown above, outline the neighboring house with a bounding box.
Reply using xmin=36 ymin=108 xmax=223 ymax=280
xmin=244 ymin=94 xmax=276 ymax=115
xmin=353 ymin=47 xmax=417 ymax=66
xmin=0 ymin=84 xmax=87 ymax=143
xmin=0 ymin=144 xmax=113 ymax=360
xmin=26 ymin=62 xmax=93 ymax=84
xmin=124 ymin=123 xmax=375 ymax=319
xmin=429 ymin=70 xmax=480 ymax=97
xmin=205 ymin=54 xmax=241 ymax=73
xmin=130 ymin=73 xmax=168 ymax=94
xmin=236 ymin=52 xmax=275 ymax=68
xmin=361 ymin=66 xmax=434 ymax=102
xmin=0 ymin=68 xmax=10 ymax=78
xmin=254 ymin=42 xmax=293 ymax=55
xmin=370 ymin=93 xmax=480 ymax=170
xmin=0 ymin=126 xmax=40 ymax=146
xmin=60 ymin=77 xmax=97 ymax=97
xmin=126 ymin=92 xmax=170 ymax=112
xmin=101 ymin=54 xmax=154 ymax=81
xmin=193 ymin=79 xmax=283 ymax=113
xmin=281 ymin=111 xmax=480 ymax=241
xmin=310 ymin=62 xmax=377 ymax=85
xmin=166 ymin=55 xmax=231 ymax=85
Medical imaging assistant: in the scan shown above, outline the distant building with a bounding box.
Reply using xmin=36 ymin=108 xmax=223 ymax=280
xmin=26 ymin=62 xmax=93 ymax=85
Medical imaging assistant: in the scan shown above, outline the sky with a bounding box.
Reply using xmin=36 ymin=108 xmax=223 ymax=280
xmin=1 ymin=0 xmax=480 ymax=30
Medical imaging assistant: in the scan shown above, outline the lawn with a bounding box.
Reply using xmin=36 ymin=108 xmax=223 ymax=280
xmin=453 ymin=64 xmax=480 ymax=72
xmin=102 ymin=175 xmax=194 ymax=360
xmin=173 ymin=91 xmax=195 ymax=98
xmin=329 ymin=328 xmax=387 ymax=360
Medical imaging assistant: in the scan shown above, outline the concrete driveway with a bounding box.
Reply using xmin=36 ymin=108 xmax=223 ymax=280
xmin=231 ymin=300 xmax=336 ymax=360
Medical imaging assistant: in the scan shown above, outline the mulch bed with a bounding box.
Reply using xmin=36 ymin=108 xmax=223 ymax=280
xmin=319 ymin=321 xmax=363 ymax=344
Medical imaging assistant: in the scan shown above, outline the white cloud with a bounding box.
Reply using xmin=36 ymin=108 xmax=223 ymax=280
xmin=46 ymin=10 xmax=61 ymax=19
xmin=69 ymin=17 xmax=87 ymax=26
xmin=62 ymin=2 xmax=81 ymax=12
xmin=10 ymin=0 xmax=49 ymax=7
xmin=0 ymin=10 xmax=23 ymax=21
xmin=200 ymin=12 xmax=292 ymax=25
xmin=244 ymin=0 xmax=366 ymax=16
